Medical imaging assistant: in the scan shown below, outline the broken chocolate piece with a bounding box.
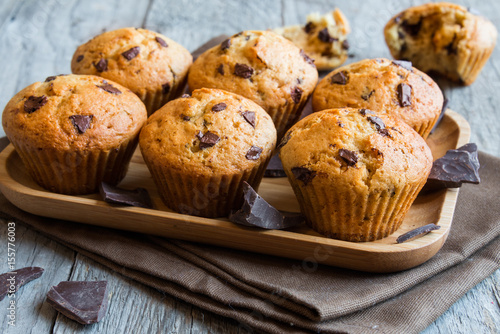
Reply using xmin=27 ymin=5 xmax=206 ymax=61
xmin=0 ymin=267 xmax=44 ymax=301
xmin=339 ymin=148 xmax=358 ymax=166
xmin=24 ymin=95 xmax=48 ymax=114
xmin=291 ymin=167 xmax=316 ymax=185
xmin=229 ymin=182 xmax=304 ymax=229
xmin=304 ymin=21 xmax=315 ymax=34
xmin=401 ymin=19 xmax=422 ymax=36
xmin=277 ymin=132 xmax=291 ymax=150
xmin=121 ymin=46 xmax=140 ymax=61
xmin=291 ymin=86 xmax=303 ymax=104
xmin=181 ymin=114 xmax=190 ymax=121
xmin=331 ymin=71 xmax=348 ymax=85
xmin=300 ymin=49 xmax=315 ymax=66
xmin=242 ymin=111 xmax=256 ymax=128
xmin=46 ymin=281 xmax=109 ymax=325
xmin=99 ymin=182 xmax=153 ymax=209
xmin=361 ymin=90 xmax=375 ymax=101
xmin=264 ymin=154 xmax=286 ymax=178
xmin=220 ymin=38 xmax=231 ymax=50
xmin=199 ymin=131 xmax=220 ymax=149
xmin=212 ymin=103 xmax=227 ymax=112
xmin=97 ymin=81 xmax=122 ymax=95
xmin=341 ymin=40 xmax=350 ymax=50
xmin=397 ymin=83 xmax=412 ymax=107
xmin=234 ymin=63 xmax=254 ymax=79
xmin=76 ymin=55 xmax=84 ymax=62
xmin=359 ymin=108 xmax=375 ymax=116
xmin=155 ymin=36 xmax=168 ymax=47
xmin=318 ymin=28 xmax=336 ymax=43
xmin=245 ymin=146 xmax=262 ymax=160
xmin=430 ymin=98 xmax=448 ymax=134
xmin=367 ymin=116 xmax=385 ymax=131
xmin=392 ymin=60 xmax=413 ymax=71
xmin=45 ymin=76 xmax=57 ymax=82
xmin=69 ymin=115 xmax=93 ymax=134
xmin=93 ymin=58 xmax=108 ymax=72
xmin=217 ymin=64 xmax=224 ymax=75
xmin=396 ymin=224 xmax=441 ymax=243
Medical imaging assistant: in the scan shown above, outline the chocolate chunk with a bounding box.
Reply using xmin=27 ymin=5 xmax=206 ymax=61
xmin=45 ymin=76 xmax=57 ymax=82
xmin=121 ymin=46 xmax=140 ymax=61
xmin=76 ymin=55 xmax=84 ymax=62
xmin=361 ymin=89 xmax=375 ymax=101
xmin=264 ymin=154 xmax=286 ymax=178
xmin=245 ymin=146 xmax=263 ymax=160
xmin=229 ymin=182 xmax=304 ymax=229
xmin=445 ymin=35 xmax=458 ymax=55
xmin=199 ymin=131 xmax=220 ymax=149
xmin=46 ymin=281 xmax=109 ymax=325
xmin=234 ymin=63 xmax=254 ymax=79
xmin=99 ymin=182 xmax=153 ymax=209
xmin=423 ymin=143 xmax=480 ymax=192
xmin=396 ymin=224 xmax=441 ymax=243
xmin=181 ymin=93 xmax=191 ymax=98
xmin=93 ymin=58 xmax=108 ymax=72
xmin=342 ymin=40 xmax=350 ymax=50
xmin=392 ymin=60 xmax=413 ymax=72
xmin=217 ymin=64 xmax=224 ymax=75
xmin=401 ymin=19 xmax=422 ymax=36
xmin=97 ymin=81 xmax=122 ymax=95
xmin=367 ymin=116 xmax=385 ymax=131
xmin=291 ymin=167 xmax=316 ymax=185
xmin=318 ymin=28 xmax=336 ymax=43
xmin=379 ymin=128 xmax=392 ymax=137
xmin=242 ymin=111 xmax=256 ymax=128
xmin=359 ymin=108 xmax=375 ymax=116
xmin=69 ymin=115 xmax=93 ymax=134
xmin=0 ymin=267 xmax=44 ymax=301
xmin=24 ymin=95 xmax=48 ymax=114
xmin=300 ymin=49 xmax=315 ymax=66
xmin=162 ymin=83 xmax=171 ymax=94
xmin=291 ymin=86 xmax=303 ymax=104
xmin=277 ymin=132 xmax=291 ymax=150
xmin=397 ymin=83 xmax=412 ymax=107
xmin=181 ymin=114 xmax=190 ymax=121
xmin=339 ymin=148 xmax=358 ymax=166
xmin=220 ymin=38 xmax=231 ymax=50
xmin=331 ymin=71 xmax=348 ymax=85
xmin=430 ymin=98 xmax=448 ymax=134
xmin=212 ymin=103 xmax=227 ymax=112
xmin=155 ymin=36 xmax=168 ymax=47
xmin=304 ymin=21 xmax=315 ymax=34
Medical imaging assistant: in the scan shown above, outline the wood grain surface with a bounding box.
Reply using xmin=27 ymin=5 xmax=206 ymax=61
xmin=0 ymin=0 xmax=499 ymax=333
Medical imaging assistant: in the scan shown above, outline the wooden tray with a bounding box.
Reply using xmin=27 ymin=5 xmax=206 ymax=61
xmin=0 ymin=110 xmax=470 ymax=273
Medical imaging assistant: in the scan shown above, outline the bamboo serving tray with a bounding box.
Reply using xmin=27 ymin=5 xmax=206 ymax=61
xmin=0 ymin=110 xmax=470 ymax=273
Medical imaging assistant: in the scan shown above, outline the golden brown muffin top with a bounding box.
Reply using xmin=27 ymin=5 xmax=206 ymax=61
xmin=71 ymin=27 xmax=192 ymax=98
xmin=279 ymin=108 xmax=433 ymax=190
xmin=187 ymin=30 xmax=318 ymax=113
xmin=2 ymin=74 xmax=147 ymax=150
xmin=312 ymin=58 xmax=443 ymax=138
xmin=139 ymin=88 xmax=277 ymax=175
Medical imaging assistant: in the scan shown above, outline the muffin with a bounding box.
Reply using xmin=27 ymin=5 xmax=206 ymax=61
xmin=312 ymin=58 xmax=443 ymax=139
xmin=71 ymin=27 xmax=192 ymax=115
xmin=273 ymin=8 xmax=351 ymax=71
xmin=187 ymin=30 xmax=318 ymax=140
xmin=2 ymin=74 xmax=147 ymax=194
xmin=139 ymin=88 xmax=277 ymax=218
xmin=279 ymin=108 xmax=433 ymax=242
xmin=384 ymin=3 xmax=497 ymax=85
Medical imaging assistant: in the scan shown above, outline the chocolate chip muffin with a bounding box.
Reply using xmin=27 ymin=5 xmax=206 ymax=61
xmin=187 ymin=30 xmax=318 ymax=140
xmin=312 ymin=58 xmax=443 ymax=139
xmin=273 ymin=9 xmax=351 ymax=71
xmin=384 ymin=3 xmax=497 ymax=85
xmin=139 ymin=88 xmax=276 ymax=218
xmin=71 ymin=27 xmax=192 ymax=115
xmin=2 ymin=74 xmax=147 ymax=194
xmin=279 ymin=108 xmax=433 ymax=242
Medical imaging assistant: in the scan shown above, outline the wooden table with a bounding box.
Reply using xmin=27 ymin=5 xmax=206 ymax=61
xmin=0 ymin=0 xmax=499 ymax=333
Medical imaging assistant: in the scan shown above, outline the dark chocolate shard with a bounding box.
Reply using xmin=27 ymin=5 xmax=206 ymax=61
xmin=234 ymin=63 xmax=254 ymax=79
xmin=155 ymin=36 xmax=168 ymax=47
xmin=217 ymin=64 xmax=225 ymax=75
xmin=341 ymin=39 xmax=350 ymax=50
xmin=76 ymin=55 xmax=84 ymax=62
xmin=291 ymin=86 xmax=303 ymax=104
xmin=220 ymin=38 xmax=231 ymax=50
xmin=304 ymin=21 xmax=315 ymax=34
xmin=45 ymin=76 xmax=57 ymax=82
xmin=397 ymin=83 xmax=412 ymax=107
xmin=331 ymin=71 xmax=348 ymax=85
xmin=46 ymin=281 xmax=109 ymax=325
xmin=392 ymin=60 xmax=413 ymax=72
xmin=245 ymin=146 xmax=263 ymax=160
xmin=94 ymin=58 xmax=108 ymax=72
xmin=181 ymin=114 xmax=190 ymax=121
xmin=396 ymin=224 xmax=441 ymax=243
xmin=361 ymin=90 xmax=375 ymax=101
xmin=229 ymin=182 xmax=304 ymax=229
xmin=97 ymin=81 xmax=122 ymax=95
xmin=121 ymin=46 xmax=140 ymax=61
xmin=69 ymin=115 xmax=93 ymax=134
xmin=242 ymin=111 xmax=256 ymax=128
xmin=0 ymin=267 xmax=44 ymax=301
xmin=401 ymin=19 xmax=422 ymax=36
xmin=422 ymin=143 xmax=480 ymax=192
xmin=359 ymin=108 xmax=375 ymax=116
xmin=212 ymin=103 xmax=227 ymax=112
xmin=318 ymin=28 xmax=336 ymax=43
xmin=277 ymin=132 xmax=291 ymax=150
xmin=199 ymin=131 xmax=220 ymax=149
xmin=300 ymin=49 xmax=315 ymax=66
xmin=99 ymin=182 xmax=153 ymax=209
xmin=367 ymin=116 xmax=385 ymax=131
xmin=379 ymin=128 xmax=392 ymax=137
xmin=24 ymin=95 xmax=48 ymax=114
xmin=339 ymin=148 xmax=358 ymax=166
xmin=430 ymin=98 xmax=448 ymax=134
xmin=291 ymin=167 xmax=316 ymax=185
xmin=162 ymin=83 xmax=171 ymax=94
xmin=264 ymin=154 xmax=286 ymax=178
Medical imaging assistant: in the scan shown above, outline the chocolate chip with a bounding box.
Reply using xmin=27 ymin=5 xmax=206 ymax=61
xmin=155 ymin=36 xmax=168 ymax=47
xmin=392 ymin=60 xmax=413 ymax=71
xmin=93 ymin=58 xmax=108 ymax=72
xmin=367 ymin=116 xmax=385 ymax=131
xmin=299 ymin=49 xmax=315 ymax=66
xmin=264 ymin=154 xmax=286 ymax=178
xmin=217 ymin=64 xmax=224 ymax=75
xmin=46 ymin=281 xmax=109 ymax=325
xmin=277 ymin=132 xmax=291 ymax=150
xmin=162 ymin=83 xmax=171 ymax=94
xmin=242 ymin=111 xmax=256 ymax=128
xmin=246 ymin=146 xmax=263 ymax=160
xmin=291 ymin=167 xmax=316 ymax=185
xmin=397 ymin=83 xmax=412 ymax=107
xmin=99 ymin=182 xmax=153 ymax=209
xmin=304 ymin=21 xmax=315 ymax=34
xmin=401 ymin=19 xmax=422 ymax=36
xmin=396 ymin=224 xmax=441 ymax=243
xmin=121 ymin=46 xmax=140 ymax=61
xmin=24 ymin=95 xmax=48 ymax=114
xmin=69 ymin=115 xmax=93 ymax=134
xmin=45 ymin=76 xmax=57 ymax=82
xmin=379 ymin=128 xmax=392 ymax=137
xmin=229 ymin=182 xmax=304 ymax=229
xmin=0 ymin=267 xmax=44 ymax=301
xmin=359 ymin=108 xmax=375 ymax=116
xmin=342 ymin=40 xmax=350 ymax=50
xmin=318 ymin=28 xmax=336 ymax=43
xmin=97 ymin=81 xmax=122 ymax=95
xmin=220 ymin=38 xmax=231 ymax=50
xmin=445 ymin=35 xmax=458 ymax=55
xmin=76 ymin=55 xmax=84 ymax=62
xmin=199 ymin=131 xmax=220 ymax=149
xmin=234 ymin=63 xmax=254 ymax=79
xmin=181 ymin=114 xmax=190 ymax=121
xmin=212 ymin=103 xmax=227 ymax=112
xmin=291 ymin=86 xmax=303 ymax=104
xmin=181 ymin=93 xmax=191 ymax=98
xmin=339 ymin=148 xmax=358 ymax=166
xmin=361 ymin=90 xmax=375 ymax=101
xmin=331 ymin=71 xmax=348 ymax=85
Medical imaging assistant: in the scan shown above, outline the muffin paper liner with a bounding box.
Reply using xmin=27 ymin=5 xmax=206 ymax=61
xmin=140 ymin=75 xmax=188 ymax=116
xmin=268 ymin=96 xmax=310 ymax=141
xmin=457 ymin=47 xmax=493 ymax=85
